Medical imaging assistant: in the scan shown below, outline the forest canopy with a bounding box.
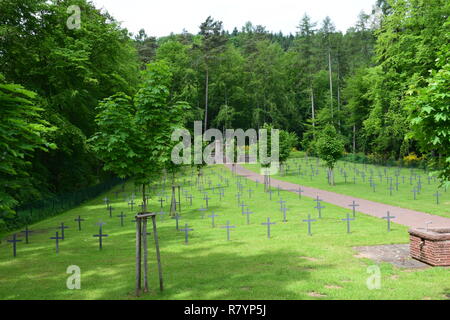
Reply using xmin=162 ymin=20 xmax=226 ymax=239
xmin=0 ymin=0 xmax=449 ymax=228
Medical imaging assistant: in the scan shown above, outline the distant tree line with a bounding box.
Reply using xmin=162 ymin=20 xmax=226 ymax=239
xmin=0 ymin=0 xmax=448 ymax=228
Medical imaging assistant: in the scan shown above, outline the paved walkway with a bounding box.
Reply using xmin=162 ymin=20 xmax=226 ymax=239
xmin=225 ymin=164 xmax=450 ymax=229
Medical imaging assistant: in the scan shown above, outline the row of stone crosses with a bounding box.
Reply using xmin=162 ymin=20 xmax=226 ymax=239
xmin=280 ymin=158 xmax=445 ymax=203
xmin=3 ymin=164 xmax=436 ymax=258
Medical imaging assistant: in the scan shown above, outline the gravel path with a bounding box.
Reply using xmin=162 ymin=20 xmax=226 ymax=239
xmin=226 ymin=164 xmax=450 ymax=229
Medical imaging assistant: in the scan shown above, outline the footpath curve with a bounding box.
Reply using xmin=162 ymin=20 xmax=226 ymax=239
xmin=224 ymin=164 xmax=450 ymax=229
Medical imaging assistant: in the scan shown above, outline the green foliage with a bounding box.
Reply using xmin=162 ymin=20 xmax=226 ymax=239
xmin=89 ymin=61 xmax=190 ymax=198
xmin=406 ymin=40 xmax=450 ymax=185
xmin=0 ymin=0 xmax=140 ymax=205
xmin=0 ymin=80 xmax=56 ymax=230
xmin=315 ymin=124 xmax=345 ymax=185
xmin=279 ymin=130 xmax=299 ymax=164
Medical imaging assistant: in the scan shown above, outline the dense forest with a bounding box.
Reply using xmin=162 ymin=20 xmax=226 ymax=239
xmin=1 ymin=0 xmax=449 ymax=226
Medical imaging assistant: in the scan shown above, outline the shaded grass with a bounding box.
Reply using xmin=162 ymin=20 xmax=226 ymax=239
xmin=0 ymin=165 xmax=449 ymax=300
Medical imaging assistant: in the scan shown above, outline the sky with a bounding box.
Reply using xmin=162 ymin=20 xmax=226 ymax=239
xmin=91 ymin=0 xmax=376 ymax=37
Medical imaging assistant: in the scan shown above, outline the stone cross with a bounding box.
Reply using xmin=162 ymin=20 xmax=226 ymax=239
xmin=172 ymin=213 xmax=181 ymax=231
xmin=57 ymin=222 xmax=69 ymax=240
xmin=20 ymin=225 xmax=33 ymax=244
xmin=108 ymin=205 xmax=114 ymax=218
xmin=342 ymin=213 xmax=355 ymax=234
xmin=348 ymin=201 xmax=359 ymax=218
xmin=388 ymin=184 xmax=394 ymax=196
xmin=180 ymin=224 xmax=193 ymax=244
xmin=411 ymin=187 xmax=418 ymax=200
xmin=74 ymin=216 xmax=85 ymax=231
xmin=434 ymin=191 xmax=441 ymax=205
xmin=282 ymin=206 xmax=288 ymax=222
xmin=266 ymin=188 xmax=274 ymax=200
xmin=117 ymin=212 xmax=126 ymax=227
xmin=50 ymin=232 xmax=63 ymax=254
xmin=262 ymin=217 xmax=276 ymax=239
xmin=382 ymin=211 xmax=396 ymax=232
xmin=128 ymin=199 xmax=135 ymax=211
xmin=203 ymin=194 xmax=211 ymax=209
xmin=243 ymin=208 xmax=253 ymax=225
xmin=7 ymin=234 xmax=22 ymax=257
xmin=276 ymin=198 xmax=286 ymax=212
xmin=314 ymin=201 xmax=325 ymax=219
xmin=298 ymin=187 xmax=304 ymax=199
xmin=158 ymin=197 xmax=165 ymax=208
xmin=197 ymin=207 xmax=207 ymax=219
xmin=208 ymin=212 xmax=219 ymax=228
xmin=303 ymin=215 xmax=316 ymax=236
xmin=220 ymin=221 xmax=236 ymax=241
xmin=93 ymin=222 xmax=108 ymax=250
xmin=239 ymin=202 xmax=248 ymax=215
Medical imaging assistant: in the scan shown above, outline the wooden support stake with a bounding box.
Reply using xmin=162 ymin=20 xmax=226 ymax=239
xmin=152 ymin=215 xmax=164 ymax=292
xmin=135 ymin=218 xmax=142 ymax=296
xmin=143 ymin=218 xmax=149 ymax=293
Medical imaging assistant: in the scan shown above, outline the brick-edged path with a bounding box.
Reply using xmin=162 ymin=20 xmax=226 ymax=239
xmin=226 ymin=164 xmax=450 ymax=229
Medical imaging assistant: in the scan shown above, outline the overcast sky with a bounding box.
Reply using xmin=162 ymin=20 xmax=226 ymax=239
xmin=91 ymin=0 xmax=376 ymax=37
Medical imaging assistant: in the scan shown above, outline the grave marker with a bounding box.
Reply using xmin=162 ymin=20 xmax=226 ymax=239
xmin=220 ymin=221 xmax=236 ymax=241
xmin=434 ymin=191 xmax=441 ymax=205
xmin=282 ymin=206 xmax=288 ymax=222
xmin=262 ymin=217 xmax=276 ymax=239
xmin=7 ymin=234 xmax=22 ymax=257
xmin=208 ymin=212 xmax=219 ymax=228
xmin=203 ymin=194 xmax=211 ymax=209
xmin=57 ymin=222 xmax=69 ymax=240
xmin=74 ymin=216 xmax=85 ymax=231
xmin=197 ymin=207 xmax=207 ymax=219
xmin=180 ymin=224 xmax=193 ymax=244
xmin=342 ymin=213 xmax=355 ymax=234
xmin=117 ymin=212 xmax=126 ymax=227
xmin=93 ymin=222 xmax=108 ymax=250
xmin=50 ymin=232 xmax=63 ymax=254
xmin=172 ymin=213 xmax=181 ymax=231
xmin=382 ymin=211 xmax=396 ymax=232
xmin=20 ymin=226 xmax=33 ymax=244
xmin=303 ymin=215 xmax=316 ymax=236
xmin=243 ymin=208 xmax=253 ymax=225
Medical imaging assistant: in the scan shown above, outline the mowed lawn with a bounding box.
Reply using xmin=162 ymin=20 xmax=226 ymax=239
xmin=0 ymin=165 xmax=449 ymax=300
xmin=243 ymin=156 xmax=450 ymax=218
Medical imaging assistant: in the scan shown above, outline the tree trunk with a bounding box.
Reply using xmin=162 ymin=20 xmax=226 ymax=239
xmin=328 ymin=51 xmax=333 ymax=121
xmin=337 ymin=60 xmax=341 ymax=130
xmin=204 ymin=68 xmax=209 ymax=133
xmin=142 ymin=183 xmax=146 ymax=212
xmin=311 ymin=87 xmax=315 ymax=138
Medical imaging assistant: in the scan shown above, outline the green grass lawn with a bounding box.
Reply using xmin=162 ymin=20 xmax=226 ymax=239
xmin=0 ymin=165 xmax=449 ymax=300
xmin=243 ymin=157 xmax=450 ymax=218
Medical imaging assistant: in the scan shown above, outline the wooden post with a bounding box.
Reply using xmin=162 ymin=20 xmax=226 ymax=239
xmin=178 ymin=185 xmax=181 ymax=215
xmin=151 ymin=215 xmax=164 ymax=292
xmin=143 ymin=218 xmax=149 ymax=293
xmin=135 ymin=218 xmax=142 ymax=296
